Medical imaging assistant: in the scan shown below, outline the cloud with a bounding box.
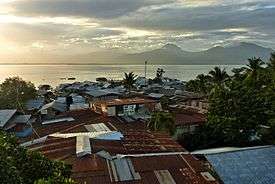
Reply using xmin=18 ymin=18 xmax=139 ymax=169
xmin=0 ymin=0 xmax=274 ymax=55
xmin=112 ymin=1 xmax=275 ymax=32
xmin=10 ymin=0 xmax=172 ymax=19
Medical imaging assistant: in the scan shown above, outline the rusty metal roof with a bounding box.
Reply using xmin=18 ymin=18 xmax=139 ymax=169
xmin=22 ymin=109 xmax=218 ymax=183
xmin=96 ymin=98 xmax=156 ymax=106
xmin=174 ymin=112 xmax=206 ymax=126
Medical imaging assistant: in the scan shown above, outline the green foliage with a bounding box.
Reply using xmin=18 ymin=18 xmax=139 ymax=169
xmin=148 ymin=112 xmax=175 ymax=134
xmin=182 ymin=54 xmax=275 ymax=150
xmin=160 ymin=96 xmax=169 ymax=110
xmin=153 ymin=68 xmax=165 ymax=84
xmin=123 ymin=72 xmax=137 ymax=92
xmin=0 ymin=131 xmax=73 ymax=184
xmin=186 ymin=67 xmax=229 ymax=95
xmin=0 ymin=76 xmax=37 ymax=109
xmin=208 ymin=66 xmax=229 ymax=85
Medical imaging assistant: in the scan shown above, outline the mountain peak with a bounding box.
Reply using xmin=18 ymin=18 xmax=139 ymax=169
xmin=162 ymin=43 xmax=182 ymax=51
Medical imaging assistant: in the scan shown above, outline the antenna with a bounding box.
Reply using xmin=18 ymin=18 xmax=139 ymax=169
xmin=144 ymin=60 xmax=148 ymax=86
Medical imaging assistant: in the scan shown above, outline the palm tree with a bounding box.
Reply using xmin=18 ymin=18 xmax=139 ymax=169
xmin=123 ymin=72 xmax=137 ymax=93
xmin=209 ymin=66 xmax=229 ymax=85
xmin=148 ymin=112 xmax=175 ymax=134
xmin=245 ymin=57 xmax=264 ymax=78
xmin=268 ymin=52 xmax=275 ymax=70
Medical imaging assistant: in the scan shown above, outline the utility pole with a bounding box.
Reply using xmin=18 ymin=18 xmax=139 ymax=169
xmin=144 ymin=60 xmax=148 ymax=86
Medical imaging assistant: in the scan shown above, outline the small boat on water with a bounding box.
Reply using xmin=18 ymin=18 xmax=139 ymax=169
xmin=67 ymin=77 xmax=76 ymax=80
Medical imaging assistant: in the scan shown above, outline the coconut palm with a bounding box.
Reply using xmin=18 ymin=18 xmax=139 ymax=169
xmin=245 ymin=57 xmax=264 ymax=78
xmin=209 ymin=66 xmax=229 ymax=85
xmin=148 ymin=112 xmax=175 ymax=134
xmin=123 ymin=72 xmax=137 ymax=93
xmin=268 ymin=52 xmax=275 ymax=70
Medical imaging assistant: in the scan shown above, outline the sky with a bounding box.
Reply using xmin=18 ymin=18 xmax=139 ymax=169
xmin=0 ymin=0 xmax=275 ymax=61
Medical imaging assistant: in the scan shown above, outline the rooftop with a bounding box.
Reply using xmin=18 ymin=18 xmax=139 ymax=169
xmin=205 ymin=146 xmax=275 ymax=184
xmin=174 ymin=112 xmax=206 ymax=126
xmin=0 ymin=109 xmax=17 ymax=128
xmin=26 ymin=135 xmax=217 ymax=184
xmin=97 ymin=98 xmax=156 ymax=106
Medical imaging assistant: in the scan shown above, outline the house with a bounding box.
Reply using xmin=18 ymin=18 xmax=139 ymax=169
xmin=39 ymin=100 xmax=67 ymax=119
xmin=84 ymin=89 xmax=121 ymax=102
xmin=174 ymin=112 xmax=206 ymax=138
xmin=0 ymin=109 xmax=33 ymax=137
xmin=21 ymin=109 xmax=218 ymax=184
xmin=25 ymin=98 xmax=45 ymax=111
xmin=91 ymin=98 xmax=156 ymax=117
xmin=55 ymin=94 xmax=89 ymax=111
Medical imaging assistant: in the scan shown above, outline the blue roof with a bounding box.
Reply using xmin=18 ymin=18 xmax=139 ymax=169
xmin=205 ymin=146 xmax=275 ymax=184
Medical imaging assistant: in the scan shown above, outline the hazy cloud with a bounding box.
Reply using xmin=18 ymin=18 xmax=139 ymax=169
xmin=11 ymin=0 xmax=173 ymax=19
xmin=0 ymin=0 xmax=274 ymax=55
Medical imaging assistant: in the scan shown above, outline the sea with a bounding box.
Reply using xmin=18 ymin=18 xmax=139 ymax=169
xmin=0 ymin=64 xmax=242 ymax=87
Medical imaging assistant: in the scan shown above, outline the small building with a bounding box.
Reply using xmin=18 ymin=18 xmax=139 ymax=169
xmin=174 ymin=112 xmax=206 ymax=138
xmin=0 ymin=109 xmax=33 ymax=137
xmin=25 ymin=98 xmax=45 ymax=111
xmin=84 ymin=89 xmax=121 ymax=102
xmin=91 ymin=98 xmax=156 ymax=117
xmin=39 ymin=101 xmax=67 ymax=119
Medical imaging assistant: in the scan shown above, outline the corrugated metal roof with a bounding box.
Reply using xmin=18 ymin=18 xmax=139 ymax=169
xmin=0 ymin=109 xmax=17 ymax=128
xmin=19 ymin=109 xmax=213 ymax=183
xmin=206 ymin=146 xmax=275 ymax=184
xmin=76 ymin=136 xmax=91 ymax=157
xmin=174 ymin=113 xmax=205 ymax=126
xmin=11 ymin=115 xmax=31 ymax=123
xmin=25 ymin=98 xmax=44 ymax=110
xmin=39 ymin=101 xmax=67 ymax=112
xmin=85 ymin=123 xmax=111 ymax=132
xmin=85 ymin=89 xmax=121 ymax=98
xmin=97 ymin=98 xmax=156 ymax=106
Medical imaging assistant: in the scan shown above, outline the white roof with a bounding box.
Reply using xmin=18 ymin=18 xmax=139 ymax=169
xmin=42 ymin=117 xmax=75 ymax=125
xmin=191 ymin=145 xmax=272 ymax=155
xmin=76 ymin=136 xmax=91 ymax=157
xmin=0 ymin=109 xmax=17 ymax=128
xmin=148 ymin=93 xmax=164 ymax=99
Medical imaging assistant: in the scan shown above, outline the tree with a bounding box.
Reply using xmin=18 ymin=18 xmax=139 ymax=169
xmin=245 ymin=57 xmax=264 ymax=83
xmin=185 ymin=74 xmax=211 ymax=95
xmin=38 ymin=84 xmax=52 ymax=91
xmin=156 ymin=68 xmax=165 ymax=79
xmin=183 ymin=54 xmax=275 ymax=150
xmin=0 ymin=77 xmax=37 ymax=109
xmin=153 ymin=68 xmax=165 ymax=84
xmin=148 ymin=112 xmax=175 ymax=134
xmin=123 ymin=72 xmax=137 ymax=93
xmin=268 ymin=52 xmax=275 ymax=70
xmin=160 ymin=96 xmax=169 ymax=110
xmin=208 ymin=66 xmax=229 ymax=85
xmin=0 ymin=131 xmax=74 ymax=184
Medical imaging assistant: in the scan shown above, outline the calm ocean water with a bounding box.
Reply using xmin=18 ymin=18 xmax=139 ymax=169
xmin=0 ymin=65 xmax=242 ymax=87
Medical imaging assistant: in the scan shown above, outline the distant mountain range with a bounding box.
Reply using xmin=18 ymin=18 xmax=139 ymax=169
xmin=1 ymin=42 xmax=273 ymax=65
xmin=117 ymin=42 xmax=274 ymax=65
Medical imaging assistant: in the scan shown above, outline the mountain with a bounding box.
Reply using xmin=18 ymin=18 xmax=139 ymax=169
xmin=3 ymin=42 xmax=272 ymax=65
xmin=119 ymin=42 xmax=274 ymax=65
